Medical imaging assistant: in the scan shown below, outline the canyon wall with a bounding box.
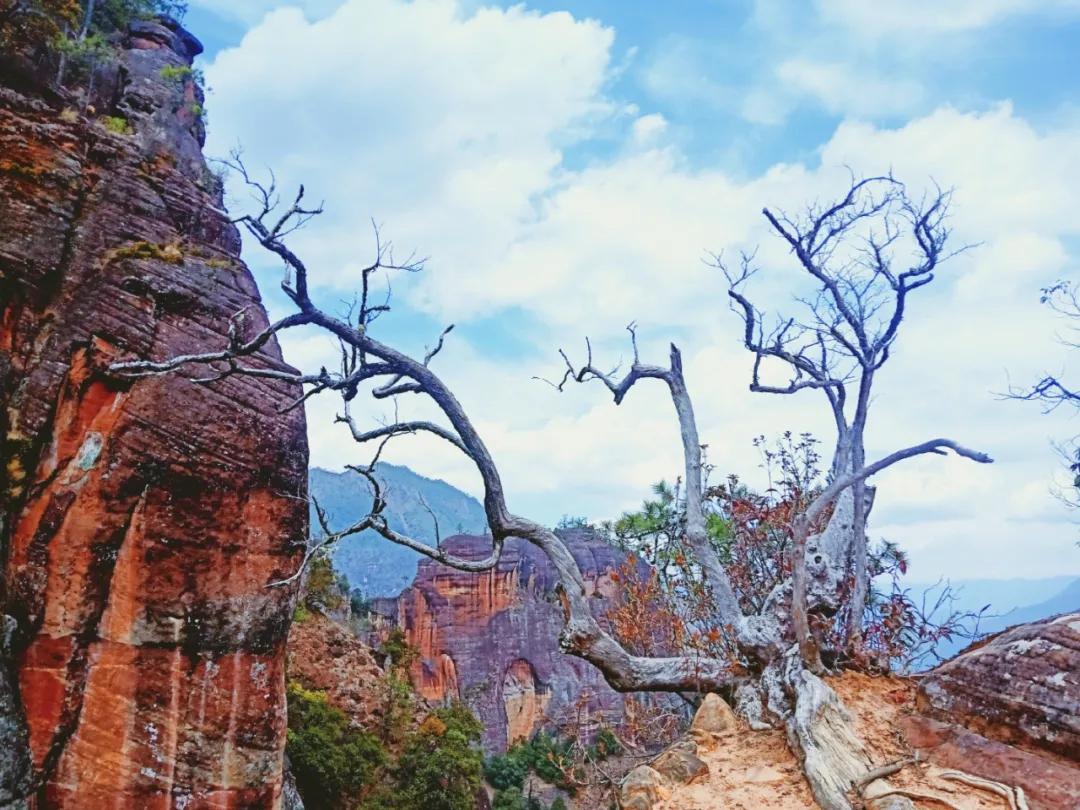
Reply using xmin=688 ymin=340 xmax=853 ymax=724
xmin=0 ymin=18 xmax=308 ymax=808
xmin=372 ymin=530 xmax=636 ymax=752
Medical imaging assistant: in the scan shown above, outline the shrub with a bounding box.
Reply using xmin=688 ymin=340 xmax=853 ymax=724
xmin=484 ymin=749 xmax=529 ymax=791
xmin=486 ymin=732 xmax=578 ymax=795
xmin=394 ymin=702 xmax=484 ymax=810
xmin=378 ymin=625 xmax=418 ymax=670
xmin=159 ymin=63 xmax=192 ymax=82
xmin=100 ymin=115 xmax=131 ymax=135
xmin=285 ymin=682 xmax=386 ymax=808
xmin=492 ymin=787 xmax=547 ymax=810
xmin=303 ymin=554 xmax=346 ymax=613
xmin=0 ymin=0 xmax=79 ymax=54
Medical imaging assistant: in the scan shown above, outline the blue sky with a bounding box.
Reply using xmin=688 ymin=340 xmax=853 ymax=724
xmin=186 ymin=0 xmax=1079 ymax=581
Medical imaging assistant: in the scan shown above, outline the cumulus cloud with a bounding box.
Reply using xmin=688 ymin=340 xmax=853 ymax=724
xmin=630 ymin=113 xmax=668 ymax=146
xmin=205 ymin=1 xmax=1080 ymax=579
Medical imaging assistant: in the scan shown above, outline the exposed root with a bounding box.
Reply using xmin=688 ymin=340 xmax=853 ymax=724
xmin=939 ymin=771 xmax=1029 ymax=810
xmin=867 ymin=789 xmax=963 ymax=810
xmin=784 ymin=657 xmax=872 ymax=809
xmin=854 ymin=754 xmax=921 ymax=792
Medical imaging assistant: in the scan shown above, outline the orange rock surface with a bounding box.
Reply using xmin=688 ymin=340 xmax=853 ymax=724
xmin=0 ymin=19 xmax=307 ymax=808
xmin=374 ymin=531 xmax=638 ymax=751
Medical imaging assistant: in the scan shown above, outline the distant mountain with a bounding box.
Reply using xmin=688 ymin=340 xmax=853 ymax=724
xmin=976 ymin=578 xmax=1080 ymax=634
xmin=905 ymin=575 xmax=1080 ymax=663
xmin=309 ymin=465 xmax=489 ymax=598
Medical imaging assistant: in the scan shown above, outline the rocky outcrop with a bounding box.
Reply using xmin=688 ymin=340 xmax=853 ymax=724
xmin=0 ymin=18 xmax=307 ymax=808
xmin=287 ymin=613 xmax=389 ymax=728
xmin=372 ymin=530 xmax=635 ymax=751
xmin=916 ymin=611 xmax=1079 ymax=760
xmin=904 ymin=612 xmax=1080 ymax=809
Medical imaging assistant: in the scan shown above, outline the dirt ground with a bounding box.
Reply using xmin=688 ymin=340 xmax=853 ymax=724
xmin=656 ymin=672 xmax=1014 ymax=810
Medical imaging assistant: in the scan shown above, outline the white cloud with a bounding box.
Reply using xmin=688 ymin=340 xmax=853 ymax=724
xmin=739 ymin=0 xmax=1080 ymax=124
xmin=207 ymin=1 xmax=1080 ymax=580
xmin=630 ymin=113 xmax=668 ymax=146
xmin=775 ymin=58 xmax=923 ymax=117
xmin=207 ymin=0 xmax=614 ymax=314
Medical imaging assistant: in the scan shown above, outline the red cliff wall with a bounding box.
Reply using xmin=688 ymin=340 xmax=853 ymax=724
xmin=0 ymin=19 xmax=307 ymax=809
xmin=375 ymin=531 xmax=632 ymax=752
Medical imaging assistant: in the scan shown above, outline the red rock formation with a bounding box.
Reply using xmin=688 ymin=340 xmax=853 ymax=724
xmin=916 ymin=611 xmax=1079 ymax=760
xmin=906 ymin=612 xmax=1080 ymax=809
xmin=373 ymin=530 xmax=644 ymax=751
xmin=0 ymin=18 xmax=307 ymax=808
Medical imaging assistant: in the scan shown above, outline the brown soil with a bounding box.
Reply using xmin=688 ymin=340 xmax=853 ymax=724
xmin=657 ymin=672 xmax=1012 ymax=810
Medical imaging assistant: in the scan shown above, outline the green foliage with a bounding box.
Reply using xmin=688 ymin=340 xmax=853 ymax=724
xmin=377 ymin=626 xmax=418 ymax=670
xmin=485 ymin=731 xmax=578 ymax=796
xmin=554 ymin=514 xmax=589 ymax=530
xmin=99 ymin=114 xmax=130 ymax=134
xmin=350 ymin=587 xmax=371 ymax=616
xmin=285 ymin=682 xmax=387 ymax=809
xmin=585 ymin=727 xmax=619 ymax=761
xmin=392 ymin=703 xmax=485 ymax=810
xmin=491 ymin=787 xmax=545 ymax=810
xmin=103 ymin=240 xmax=184 ymax=266
xmin=160 ymin=63 xmax=206 ymax=94
xmin=705 ymin=511 xmax=733 ymax=561
xmin=378 ymin=672 xmax=415 ymax=747
xmin=292 ymin=603 xmax=311 ymax=623
xmin=304 ymin=554 xmax=346 ymax=613
xmin=525 ymin=732 xmax=576 ymax=790
xmin=550 ymin=799 xmax=568 ymax=810
xmin=91 ymin=0 xmax=187 ymax=34
xmin=159 ymin=63 xmax=191 ymax=81
xmin=484 ymin=749 xmax=529 ymax=791
xmin=55 ymin=30 xmax=113 ymax=72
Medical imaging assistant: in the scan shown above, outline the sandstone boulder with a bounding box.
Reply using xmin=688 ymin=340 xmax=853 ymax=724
xmin=916 ymin=612 xmax=1080 ymax=760
xmin=619 ymin=765 xmax=670 ymax=810
xmin=690 ymin=693 xmax=737 ymax=748
xmin=650 ymin=739 xmax=709 ymax=784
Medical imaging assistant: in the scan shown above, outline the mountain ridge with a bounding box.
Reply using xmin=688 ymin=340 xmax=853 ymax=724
xmin=310 ymin=464 xmax=489 ymax=597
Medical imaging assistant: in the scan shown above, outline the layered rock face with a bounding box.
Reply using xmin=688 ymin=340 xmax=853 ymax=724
xmin=0 ymin=19 xmax=308 ymax=808
xmin=916 ymin=611 xmax=1079 ymax=759
xmin=373 ymin=530 xmax=632 ymax=751
xmin=903 ymin=612 xmax=1080 ymax=809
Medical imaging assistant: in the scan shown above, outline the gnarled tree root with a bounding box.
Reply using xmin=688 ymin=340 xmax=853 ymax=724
xmin=940 ymin=771 xmax=1030 ymax=810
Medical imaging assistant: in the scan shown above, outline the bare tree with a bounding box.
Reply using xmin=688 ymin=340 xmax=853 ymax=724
xmin=1009 ymin=279 xmax=1080 ymax=513
xmin=109 ymin=158 xmax=991 ymax=809
xmin=712 ymin=174 xmax=968 ymax=647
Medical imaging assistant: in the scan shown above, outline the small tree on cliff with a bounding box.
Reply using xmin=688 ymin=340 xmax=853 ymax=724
xmin=110 ymin=161 xmax=991 ymax=810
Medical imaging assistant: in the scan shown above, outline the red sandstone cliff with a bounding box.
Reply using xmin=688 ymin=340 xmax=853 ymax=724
xmin=0 ymin=18 xmax=308 ymax=808
xmin=372 ymin=530 xmax=645 ymax=752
